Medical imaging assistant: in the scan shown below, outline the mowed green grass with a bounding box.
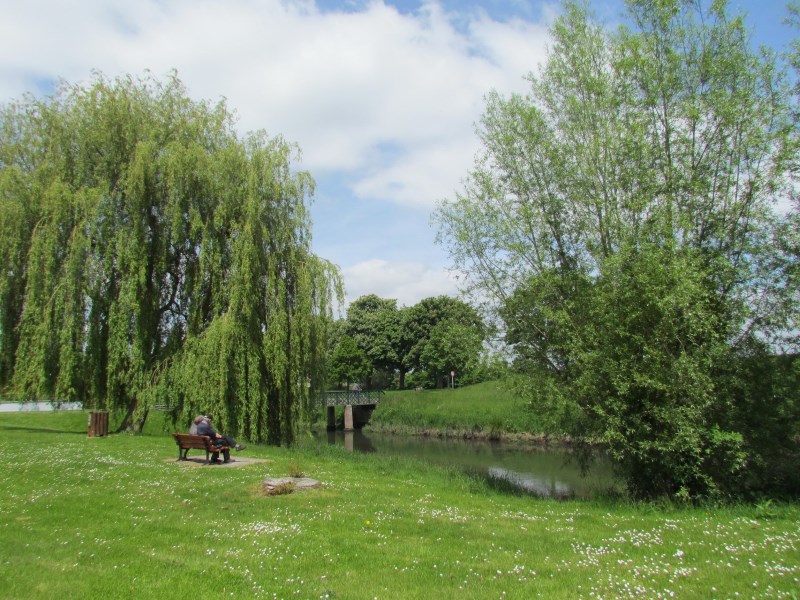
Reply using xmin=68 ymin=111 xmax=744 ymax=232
xmin=1 ymin=411 xmax=798 ymax=599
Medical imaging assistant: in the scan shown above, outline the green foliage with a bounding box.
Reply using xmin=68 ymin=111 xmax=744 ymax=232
xmin=327 ymin=335 xmax=372 ymax=389
xmin=716 ymin=347 xmax=800 ymax=498
xmin=339 ymin=294 xmax=488 ymax=390
xmin=574 ymin=243 xmax=747 ymax=498
xmin=419 ymin=319 xmax=483 ymax=387
xmin=345 ymin=294 xmax=408 ymax=386
xmin=453 ymin=351 xmax=510 ymax=387
xmin=404 ymin=295 xmax=486 ymax=387
xmin=434 ymin=0 xmax=798 ymax=499
xmin=0 ymin=72 xmax=342 ymax=443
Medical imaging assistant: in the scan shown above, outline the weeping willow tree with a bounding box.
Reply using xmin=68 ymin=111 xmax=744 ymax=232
xmin=0 ymin=72 xmax=342 ymax=444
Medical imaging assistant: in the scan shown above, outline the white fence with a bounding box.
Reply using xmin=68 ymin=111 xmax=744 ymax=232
xmin=0 ymin=401 xmax=83 ymax=413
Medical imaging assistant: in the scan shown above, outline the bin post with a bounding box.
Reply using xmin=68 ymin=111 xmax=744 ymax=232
xmin=87 ymin=411 xmax=109 ymax=437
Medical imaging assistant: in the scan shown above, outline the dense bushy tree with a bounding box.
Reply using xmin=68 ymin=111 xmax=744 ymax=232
xmin=403 ymin=296 xmax=486 ymax=387
xmin=328 ymin=335 xmax=372 ymax=390
xmin=419 ymin=319 xmax=484 ymax=388
xmin=336 ymin=294 xmax=487 ymax=389
xmin=0 ymin=72 xmax=341 ymax=444
xmin=434 ymin=0 xmax=798 ymax=498
xmin=345 ymin=294 xmax=409 ymax=387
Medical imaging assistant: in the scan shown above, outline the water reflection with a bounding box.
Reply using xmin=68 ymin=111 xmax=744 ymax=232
xmin=486 ymin=467 xmax=575 ymax=499
xmin=317 ymin=429 xmax=616 ymax=499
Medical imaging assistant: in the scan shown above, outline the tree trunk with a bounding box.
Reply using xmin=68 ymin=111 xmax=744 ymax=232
xmin=117 ymin=397 xmax=137 ymax=433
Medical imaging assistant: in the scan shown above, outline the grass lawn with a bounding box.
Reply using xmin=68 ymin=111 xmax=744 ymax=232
xmin=1 ymin=410 xmax=799 ymax=599
xmin=367 ymin=381 xmax=548 ymax=436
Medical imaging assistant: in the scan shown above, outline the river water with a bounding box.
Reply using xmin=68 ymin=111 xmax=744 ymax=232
xmin=316 ymin=429 xmax=618 ymax=499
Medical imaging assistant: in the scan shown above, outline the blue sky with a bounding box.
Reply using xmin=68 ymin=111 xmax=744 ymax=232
xmin=1 ymin=0 xmax=795 ymax=309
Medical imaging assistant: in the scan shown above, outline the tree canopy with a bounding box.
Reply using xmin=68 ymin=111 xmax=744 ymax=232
xmin=434 ymin=0 xmax=799 ymax=498
xmin=404 ymin=295 xmax=486 ymax=387
xmin=331 ymin=294 xmax=487 ymax=390
xmin=327 ymin=334 xmax=372 ymax=390
xmin=345 ymin=294 xmax=408 ymax=386
xmin=0 ymin=72 xmax=342 ymax=444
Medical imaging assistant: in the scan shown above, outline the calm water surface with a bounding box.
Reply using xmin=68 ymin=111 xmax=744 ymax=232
xmin=316 ymin=429 xmax=618 ymax=499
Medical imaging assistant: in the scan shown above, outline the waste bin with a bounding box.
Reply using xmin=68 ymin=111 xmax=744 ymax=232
xmin=87 ymin=411 xmax=109 ymax=437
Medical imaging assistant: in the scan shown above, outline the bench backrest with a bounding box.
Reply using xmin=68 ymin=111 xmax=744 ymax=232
xmin=173 ymin=433 xmax=214 ymax=450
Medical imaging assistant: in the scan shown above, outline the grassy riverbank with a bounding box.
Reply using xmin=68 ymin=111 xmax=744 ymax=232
xmin=365 ymin=381 xmax=550 ymax=440
xmin=1 ymin=411 xmax=799 ymax=599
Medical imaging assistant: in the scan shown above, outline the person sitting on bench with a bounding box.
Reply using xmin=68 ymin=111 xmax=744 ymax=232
xmin=196 ymin=416 xmax=246 ymax=463
xmin=189 ymin=415 xmax=203 ymax=434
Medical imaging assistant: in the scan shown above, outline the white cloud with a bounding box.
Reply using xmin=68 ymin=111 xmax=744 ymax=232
xmin=467 ymin=8 xmax=551 ymax=77
xmin=0 ymin=0 xmax=551 ymax=305
xmin=351 ymin=134 xmax=477 ymax=207
xmin=0 ymin=0 xmax=550 ymax=206
xmin=342 ymin=258 xmax=461 ymax=307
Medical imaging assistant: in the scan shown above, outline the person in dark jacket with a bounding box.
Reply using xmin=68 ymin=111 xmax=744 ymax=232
xmin=196 ymin=416 xmax=246 ymax=464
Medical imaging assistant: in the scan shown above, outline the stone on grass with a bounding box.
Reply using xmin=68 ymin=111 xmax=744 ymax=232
xmin=263 ymin=477 xmax=321 ymax=495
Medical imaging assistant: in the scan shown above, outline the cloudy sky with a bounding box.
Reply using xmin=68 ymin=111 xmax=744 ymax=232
xmin=0 ymin=0 xmax=794 ymax=309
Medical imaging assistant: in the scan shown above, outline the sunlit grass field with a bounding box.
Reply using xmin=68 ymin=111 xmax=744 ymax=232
xmin=1 ymin=410 xmax=798 ymax=599
xmin=368 ymin=381 xmax=547 ymax=436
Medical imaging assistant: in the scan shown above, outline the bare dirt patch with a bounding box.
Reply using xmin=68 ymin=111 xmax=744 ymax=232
xmin=165 ymin=456 xmax=273 ymax=468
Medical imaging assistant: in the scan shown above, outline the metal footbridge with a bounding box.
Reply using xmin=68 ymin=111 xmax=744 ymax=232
xmin=320 ymin=390 xmax=383 ymax=430
xmin=320 ymin=390 xmax=384 ymax=407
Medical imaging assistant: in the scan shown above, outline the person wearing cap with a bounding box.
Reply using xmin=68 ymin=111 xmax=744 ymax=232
xmin=195 ymin=416 xmax=246 ymax=464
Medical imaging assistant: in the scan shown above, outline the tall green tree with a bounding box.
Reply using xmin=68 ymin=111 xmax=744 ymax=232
xmin=338 ymin=294 xmax=486 ymax=389
xmin=404 ymin=296 xmax=486 ymax=387
xmin=419 ymin=319 xmax=484 ymax=388
xmin=0 ymin=72 xmax=341 ymax=444
xmin=434 ymin=0 xmax=796 ymax=498
xmin=766 ymin=2 xmax=800 ymax=351
xmin=345 ymin=294 xmax=409 ymax=388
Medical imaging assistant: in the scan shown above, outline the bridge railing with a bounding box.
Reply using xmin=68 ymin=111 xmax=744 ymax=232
xmin=320 ymin=390 xmax=384 ymax=407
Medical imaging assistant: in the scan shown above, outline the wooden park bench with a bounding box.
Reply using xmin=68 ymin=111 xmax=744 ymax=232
xmin=172 ymin=433 xmax=230 ymax=464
